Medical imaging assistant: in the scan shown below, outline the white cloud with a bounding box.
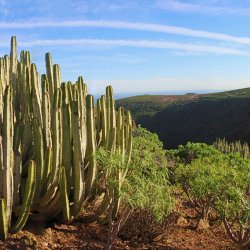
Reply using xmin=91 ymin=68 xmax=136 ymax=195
xmin=1 ymin=20 xmax=250 ymax=45
xmin=155 ymin=0 xmax=250 ymax=15
xmin=0 ymin=38 xmax=248 ymax=56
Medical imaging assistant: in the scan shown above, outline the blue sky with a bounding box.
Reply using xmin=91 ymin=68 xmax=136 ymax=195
xmin=1 ymin=0 xmax=250 ymax=95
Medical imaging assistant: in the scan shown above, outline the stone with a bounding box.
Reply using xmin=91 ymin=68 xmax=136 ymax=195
xmin=196 ymin=219 xmax=209 ymax=230
xmin=176 ymin=216 xmax=188 ymax=227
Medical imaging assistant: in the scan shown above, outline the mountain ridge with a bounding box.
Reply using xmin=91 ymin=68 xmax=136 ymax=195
xmin=116 ymin=87 xmax=250 ymax=148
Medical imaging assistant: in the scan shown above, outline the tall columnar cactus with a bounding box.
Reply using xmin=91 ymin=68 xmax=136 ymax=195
xmin=11 ymin=160 xmax=36 ymax=233
xmin=93 ymin=86 xmax=133 ymax=222
xmin=0 ymin=199 xmax=7 ymax=240
xmin=0 ymin=86 xmax=14 ymax=227
xmin=85 ymin=95 xmax=97 ymax=198
xmin=0 ymin=37 xmax=133 ymax=240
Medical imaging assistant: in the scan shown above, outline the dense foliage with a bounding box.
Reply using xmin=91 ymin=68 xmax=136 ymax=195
xmin=125 ymin=126 xmax=173 ymax=221
xmin=96 ymin=126 xmax=173 ymax=222
xmin=168 ymin=142 xmax=250 ymax=247
xmin=95 ymin=126 xmax=173 ymax=249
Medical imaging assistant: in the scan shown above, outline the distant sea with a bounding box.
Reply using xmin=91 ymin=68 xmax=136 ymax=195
xmin=93 ymin=89 xmax=226 ymax=101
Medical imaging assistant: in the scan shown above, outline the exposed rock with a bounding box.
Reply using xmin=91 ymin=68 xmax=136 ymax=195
xmin=196 ymin=219 xmax=210 ymax=230
xmin=176 ymin=216 xmax=188 ymax=227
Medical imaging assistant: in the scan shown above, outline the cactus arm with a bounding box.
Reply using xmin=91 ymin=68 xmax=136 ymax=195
xmin=53 ymin=64 xmax=61 ymax=91
xmin=125 ymin=123 xmax=132 ymax=166
xmin=3 ymin=55 xmax=9 ymax=90
xmin=13 ymin=124 xmax=21 ymax=207
xmin=61 ymin=83 xmax=73 ymax=189
xmin=85 ymin=95 xmax=97 ymax=198
xmin=1 ymin=86 xmax=13 ymax=227
xmin=71 ymin=100 xmax=85 ymax=216
xmin=77 ymin=78 xmax=87 ymax=162
xmin=11 ymin=160 xmax=36 ymax=233
xmin=50 ymin=89 xmax=62 ymax=185
xmin=10 ymin=36 xmax=17 ymax=80
xmin=0 ymin=199 xmax=8 ymax=240
xmin=30 ymin=64 xmax=42 ymax=125
xmin=38 ymin=89 xmax=62 ymax=206
xmin=45 ymin=53 xmax=54 ymax=104
xmin=105 ymin=86 xmax=116 ymax=152
xmin=96 ymin=98 xmax=102 ymax=145
xmin=41 ymin=75 xmax=51 ymax=148
xmin=21 ymin=51 xmax=31 ymax=67
xmin=32 ymin=118 xmax=44 ymax=203
xmin=116 ymin=107 xmax=123 ymax=150
xmin=59 ymin=167 xmax=71 ymax=222
xmin=42 ymin=147 xmax=52 ymax=190
xmin=10 ymin=36 xmax=18 ymax=113
xmin=100 ymin=96 xmax=107 ymax=146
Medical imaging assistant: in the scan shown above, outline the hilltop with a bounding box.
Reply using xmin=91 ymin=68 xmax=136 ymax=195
xmin=116 ymin=87 xmax=250 ymax=148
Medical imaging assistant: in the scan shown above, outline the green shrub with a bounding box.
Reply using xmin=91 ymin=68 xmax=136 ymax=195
xmin=95 ymin=126 xmax=173 ymax=249
xmin=171 ymin=142 xmax=250 ymax=247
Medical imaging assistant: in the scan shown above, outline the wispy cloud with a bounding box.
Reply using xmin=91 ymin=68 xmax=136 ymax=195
xmin=1 ymin=20 xmax=250 ymax=45
xmin=155 ymin=0 xmax=250 ymax=16
xmin=71 ymin=0 xmax=135 ymax=13
xmin=0 ymin=38 xmax=248 ymax=56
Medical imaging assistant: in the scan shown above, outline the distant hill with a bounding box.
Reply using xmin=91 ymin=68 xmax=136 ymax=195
xmin=116 ymin=88 xmax=250 ymax=149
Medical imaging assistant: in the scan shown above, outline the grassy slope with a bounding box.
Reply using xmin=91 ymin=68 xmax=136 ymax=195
xmin=116 ymin=88 xmax=250 ymax=148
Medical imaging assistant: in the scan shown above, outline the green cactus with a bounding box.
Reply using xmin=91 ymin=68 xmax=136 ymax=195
xmin=61 ymin=82 xmax=72 ymax=189
xmin=71 ymin=100 xmax=85 ymax=216
xmin=0 ymin=37 xmax=133 ymax=240
xmin=41 ymin=74 xmax=51 ymax=148
xmin=85 ymin=95 xmax=97 ymax=198
xmin=1 ymin=86 xmax=14 ymax=227
xmin=32 ymin=118 xmax=44 ymax=203
xmin=59 ymin=166 xmax=71 ymax=222
xmin=12 ymin=160 xmax=36 ymax=233
xmin=45 ymin=53 xmax=54 ymax=104
xmin=0 ymin=199 xmax=8 ymax=240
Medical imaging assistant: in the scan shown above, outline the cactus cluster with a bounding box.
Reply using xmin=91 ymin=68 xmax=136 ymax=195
xmin=213 ymin=138 xmax=249 ymax=158
xmin=0 ymin=37 xmax=132 ymax=240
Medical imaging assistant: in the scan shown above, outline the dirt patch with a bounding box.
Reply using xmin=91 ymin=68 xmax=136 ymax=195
xmin=0 ymin=200 xmax=240 ymax=250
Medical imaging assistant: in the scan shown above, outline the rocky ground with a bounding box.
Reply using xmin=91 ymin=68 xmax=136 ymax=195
xmin=0 ymin=199 xmax=242 ymax=250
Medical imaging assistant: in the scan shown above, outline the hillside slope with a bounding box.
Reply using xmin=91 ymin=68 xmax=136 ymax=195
xmin=116 ymin=88 xmax=250 ymax=148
